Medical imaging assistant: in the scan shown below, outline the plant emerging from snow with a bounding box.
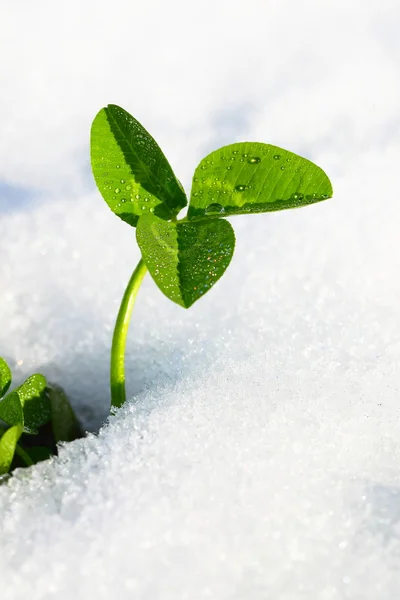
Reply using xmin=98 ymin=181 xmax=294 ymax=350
xmin=0 ymin=358 xmax=82 ymax=477
xmin=90 ymin=104 xmax=333 ymax=409
xmin=0 ymin=104 xmax=333 ymax=476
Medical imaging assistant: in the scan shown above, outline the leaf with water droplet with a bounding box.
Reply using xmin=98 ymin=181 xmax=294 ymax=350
xmin=91 ymin=105 xmax=187 ymax=227
xmin=0 ymin=374 xmax=51 ymax=434
xmin=188 ymin=142 xmax=332 ymax=219
xmin=136 ymin=214 xmax=235 ymax=308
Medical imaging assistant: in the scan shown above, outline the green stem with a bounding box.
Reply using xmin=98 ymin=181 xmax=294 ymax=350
xmin=110 ymin=258 xmax=147 ymax=408
xmin=15 ymin=444 xmax=34 ymax=467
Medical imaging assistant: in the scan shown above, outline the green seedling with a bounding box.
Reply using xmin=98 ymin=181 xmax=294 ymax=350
xmin=0 ymin=357 xmax=83 ymax=477
xmin=0 ymin=105 xmax=333 ymax=476
xmin=91 ymin=104 xmax=333 ymax=409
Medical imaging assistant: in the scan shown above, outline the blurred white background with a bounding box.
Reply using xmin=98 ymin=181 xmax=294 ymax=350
xmin=1 ymin=0 xmax=398 ymax=204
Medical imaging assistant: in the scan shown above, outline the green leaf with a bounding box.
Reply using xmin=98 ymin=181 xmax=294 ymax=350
xmin=137 ymin=213 xmax=235 ymax=308
xmin=187 ymin=142 xmax=333 ymax=220
xmin=91 ymin=104 xmax=187 ymax=227
xmin=0 ymin=424 xmax=22 ymax=475
xmin=48 ymin=384 xmax=84 ymax=443
xmin=0 ymin=374 xmax=51 ymax=433
xmin=0 ymin=357 xmax=12 ymax=397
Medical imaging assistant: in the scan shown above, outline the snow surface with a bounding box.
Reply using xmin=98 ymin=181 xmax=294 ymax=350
xmin=1 ymin=0 xmax=400 ymax=598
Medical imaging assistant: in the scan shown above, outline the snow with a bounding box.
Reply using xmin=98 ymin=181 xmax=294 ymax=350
xmin=1 ymin=0 xmax=400 ymax=597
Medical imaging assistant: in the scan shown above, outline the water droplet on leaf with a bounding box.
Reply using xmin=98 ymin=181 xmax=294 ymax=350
xmin=235 ymin=184 xmax=247 ymax=192
xmin=273 ymin=155 xmax=281 ymax=160
xmin=205 ymin=203 xmax=225 ymax=215
xmin=248 ymin=157 xmax=261 ymax=164
xmin=291 ymin=193 xmax=304 ymax=201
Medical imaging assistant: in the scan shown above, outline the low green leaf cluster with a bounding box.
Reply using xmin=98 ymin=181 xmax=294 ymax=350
xmin=91 ymin=105 xmax=333 ymax=308
xmin=0 ymin=357 xmax=83 ymax=477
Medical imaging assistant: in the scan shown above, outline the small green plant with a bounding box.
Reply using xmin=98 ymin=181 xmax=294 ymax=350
xmin=90 ymin=104 xmax=333 ymax=409
xmin=0 ymin=357 xmax=83 ymax=478
xmin=0 ymin=104 xmax=333 ymax=476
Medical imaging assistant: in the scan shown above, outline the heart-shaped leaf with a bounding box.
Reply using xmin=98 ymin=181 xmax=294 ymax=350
xmin=188 ymin=142 xmax=333 ymax=220
xmin=136 ymin=214 xmax=235 ymax=308
xmin=91 ymin=104 xmax=187 ymax=227
xmin=0 ymin=424 xmax=22 ymax=475
xmin=0 ymin=357 xmax=11 ymax=397
xmin=0 ymin=374 xmax=51 ymax=433
xmin=48 ymin=384 xmax=84 ymax=443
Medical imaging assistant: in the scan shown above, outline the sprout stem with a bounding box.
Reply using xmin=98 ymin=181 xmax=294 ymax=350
xmin=110 ymin=258 xmax=147 ymax=408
